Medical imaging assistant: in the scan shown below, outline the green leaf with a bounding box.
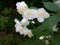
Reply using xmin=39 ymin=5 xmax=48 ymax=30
xmin=43 ymin=2 xmax=60 ymax=12
xmin=32 ymin=14 xmax=60 ymax=37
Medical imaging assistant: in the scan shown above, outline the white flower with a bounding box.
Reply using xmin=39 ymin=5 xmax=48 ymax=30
xmin=54 ymin=0 xmax=60 ymax=8
xmin=52 ymin=25 xmax=59 ymax=32
xmin=22 ymin=9 xmax=38 ymax=20
xmin=39 ymin=36 xmax=45 ymax=40
xmin=23 ymin=28 xmax=33 ymax=38
xmin=14 ymin=19 xmax=33 ymax=38
xmin=37 ymin=8 xmax=50 ymax=22
xmin=14 ymin=19 xmax=24 ymax=34
xmin=16 ymin=1 xmax=28 ymax=14
xmin=21 ymin=18 xmax=29 ymax=26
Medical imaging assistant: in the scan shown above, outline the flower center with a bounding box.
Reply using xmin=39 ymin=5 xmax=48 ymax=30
xmin=26 ymin=10 xmax=32 ymax=16
xmin=17 ymin=9 xmax=23 ymax=14
xmin=19 ymin=27 xmax=23 ymax=32
xmin=38 ymin=12 xmax=44 ymax=17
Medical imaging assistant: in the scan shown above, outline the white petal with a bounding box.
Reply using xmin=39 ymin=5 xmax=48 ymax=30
xmin=15 ymin=27 xmax=20 ymax=32
xmin=15 ymin=24 xmax=23 ymax=33
xmin=27 ymin=30 xmax=33 ymax=38
xmin=38 ymin=8 xmax=45 ymax=12
xmin=23 ymin=27 xmax=33 ymax=38
xmin=37 ymin=17 xmax=44 ymax=22
xmin=19 ymin=26 xmax=24 ymax=35
xmin=16 ymin=1 xmax=28 ymax=9
xmin=16 ymin=2 xmax=21 ymax=9
xmin=14 ymin=19 xmax=20 ymax=24
xmin=23 ymin=27 xmax=29 ymax=36
xmin=31 ymin=9 xmax=38 ymax=18
xmin=16 ymin=1 xmax=28 ymax=14
xmin=15 ymin=23 xmax=21 ymax=28
xmin=43 ymin=12 xmax=50 ymax=18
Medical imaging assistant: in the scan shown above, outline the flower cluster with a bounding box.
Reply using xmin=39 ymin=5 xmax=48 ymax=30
xmin=16 ymin=1 xmax=50 ymax=22
xmin=14 ymin=1 xmax=50 ymax=38
xmin=14 ymin=18 xmax=33 ymax=38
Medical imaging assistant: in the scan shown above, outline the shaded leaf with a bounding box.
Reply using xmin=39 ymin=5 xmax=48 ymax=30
xmin=52 ymin=34 xmax=60 ymax=45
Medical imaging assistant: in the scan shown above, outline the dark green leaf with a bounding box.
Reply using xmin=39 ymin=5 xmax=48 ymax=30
xmin=52 ymin=34 xmax=60 ymax=45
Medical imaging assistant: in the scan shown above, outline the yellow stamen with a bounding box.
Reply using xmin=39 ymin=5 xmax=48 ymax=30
xmin=38 ymin=12 xmax=44 ymax=17
xmin=26 ymin=10 xmax=32 ymax=16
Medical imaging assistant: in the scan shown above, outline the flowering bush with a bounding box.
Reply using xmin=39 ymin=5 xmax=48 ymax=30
xmin=0 ymin=0 xmax=60 ymax=45
xmin=14 ymin=1 xmax=60 ymax=45
xmin=15 ymin=1 xmax=50 ymax=38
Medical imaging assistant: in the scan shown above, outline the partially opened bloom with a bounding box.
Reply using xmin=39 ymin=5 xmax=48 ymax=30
xmin=22 ymin=9 xmax=38 ymax=20
xmin=39 ymin=36 xmax=45 ymax=40
xmin=37 ymin=8 xmax=50 ymax=22
xmin=16 ymin=1 xmax=28 ymax=14
xmin=31 ymin=21 xmax=35 ymax=24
